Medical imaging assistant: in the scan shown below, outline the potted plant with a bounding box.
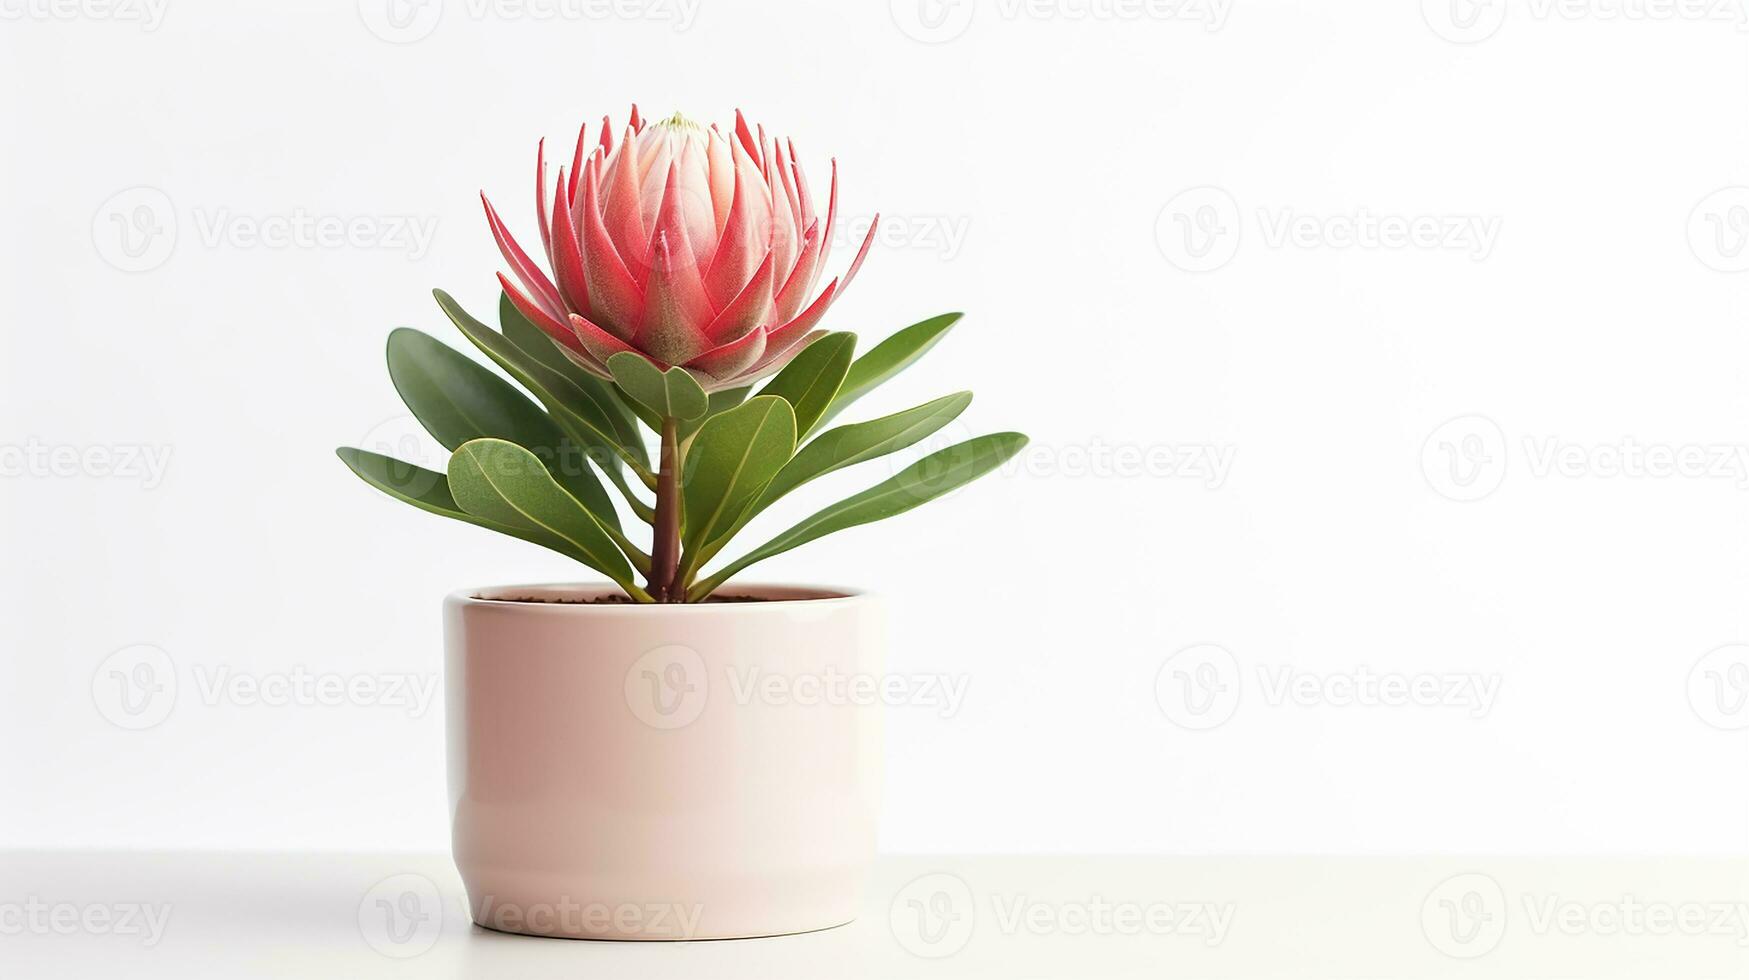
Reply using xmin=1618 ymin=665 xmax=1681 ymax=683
xmin=337 ymin=107 xmax=1026 ymax=940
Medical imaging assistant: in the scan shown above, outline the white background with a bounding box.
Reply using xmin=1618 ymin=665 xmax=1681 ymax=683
xmin=2 ymin=0 xmax=1745 ymax=857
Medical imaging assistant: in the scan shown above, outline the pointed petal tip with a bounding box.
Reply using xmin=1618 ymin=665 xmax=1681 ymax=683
xmin=840 ymin=218 xmax=878 ymax=291
xmin=499 ymin=273 xmax=581 ymax=351
xmin=685 ymin=319 xmax=767 ymax=379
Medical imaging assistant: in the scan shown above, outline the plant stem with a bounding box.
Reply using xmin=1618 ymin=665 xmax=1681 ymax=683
xmin=647 ymin=416 xmax=683 ymax=602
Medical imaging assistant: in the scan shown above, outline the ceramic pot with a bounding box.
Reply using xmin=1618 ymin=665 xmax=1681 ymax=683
xmin=444 ymin=583 xmax=883 ymax=940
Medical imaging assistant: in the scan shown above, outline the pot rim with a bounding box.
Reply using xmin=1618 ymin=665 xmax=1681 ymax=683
xmin=447 ymin=582 xmax=871 ymax=612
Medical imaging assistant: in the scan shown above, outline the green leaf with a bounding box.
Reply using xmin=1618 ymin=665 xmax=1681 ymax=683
xmin=607 ymin=351 xmax=709 ymax=421
xmin=821 ymin=313 xmax=961 ymax=426
xmin=447 ymin=439 xmax=648 ymax=599
xmin=691 ymin=392 xmax=975 ymax=568
xmin=497 ymin=294 xmax=646 ymax=464
xmin=386 ymin=326 xmax=624 ymax=535
xmin=680 ymin=396 xmax=797 ymax=565
xmin=690 ymin=432 xmax=1026 ymax=601
xmin=434 ymin=291 xmax=651 ymax=487
xmin=760 ymin=391 xmax=973 ymax=515
xmin=337 ymin=447 xmax=477 ymax=523
xmin=336 ymin=446 xmax=601 ymax=562
xmin=756 ymin=332 xmax=855 ymax=439
xmin=678 ymin=385 xmax=752 ymax=443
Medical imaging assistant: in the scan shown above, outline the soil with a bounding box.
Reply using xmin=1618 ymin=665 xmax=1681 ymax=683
xmin=480 ymin=593 xmax=769 ymax=604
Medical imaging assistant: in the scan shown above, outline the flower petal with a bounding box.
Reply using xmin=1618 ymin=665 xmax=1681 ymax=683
xmin=635 ymin=230 xmax=714 ymax=366
xmin=706 ymin=127 xmax=735 ymax=238
xmin=703 ymin=140 xmax=771 ymax=309
xmin=634 ymin=133 xmax=674 ymax=240
xmin=601 ymin=124 xmax=649 ymax=266
xmin=566 ymin=122 xmax=588 ymax=201
xmin=840 ymin=214 xmax=878 ymax=293
xmin=818 ymin=158 xmax=839 ymax=291
xmin=534 ymin=139 xmax=553 ymax=266
xmin=771 ymin=138 xmax=803 ymax=235
xmin=549 ymin=168 xmax=592 ymax=317
xmin=730 ymin=330 xmax=826 ymax=386
xmin=733 ymin=108 xmax=761 ymax=168
xmin=500 ymin=272 xmax=581 ymax=353
xmin=580 ymin=160 xmax=646 ymax=339
xmin=787 ymin=139 xmax=817 ymax=247
xmin=646 ymin=164 xmax=715 ymax=316
xmin=558 ymin=345 xmax=612 ymax=380
xmin=774 ymin=219 xmax=823 ymax=324
xmin=748 ymin=278 xmax=838 ymax=375
xmin=763 ymin=139 xmax=801 ymax=288
xmin=568 ymin=312 xmax=644 ymax=366
xmin=704 ymin=248 xmax=775 ymax=342
xmin=685 ymin=321 xmax=767 ymax=383
xmin=662 ymin=149 xmax=717 ymax=274
xmin=482 ymin=193 xmax=563 ymax=318
xmin=598 ymin=114 xmax=614 ymax=157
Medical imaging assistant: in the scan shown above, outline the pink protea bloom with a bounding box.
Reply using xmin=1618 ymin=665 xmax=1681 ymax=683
xmin=484 ymin=106 xmax=879 ymax=392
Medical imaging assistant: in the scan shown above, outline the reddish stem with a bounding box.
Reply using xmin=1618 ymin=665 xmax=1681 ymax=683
xmin=647 ymin=417 xmax=682 ymax=602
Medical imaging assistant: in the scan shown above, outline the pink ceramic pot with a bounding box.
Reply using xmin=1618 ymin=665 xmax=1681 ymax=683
xmin=444 ymin=583 xmax=884 ymax=940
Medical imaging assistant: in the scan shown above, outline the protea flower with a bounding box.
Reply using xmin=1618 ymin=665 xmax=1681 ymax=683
xmin=484 ymin=106 xmax=878 ymax=391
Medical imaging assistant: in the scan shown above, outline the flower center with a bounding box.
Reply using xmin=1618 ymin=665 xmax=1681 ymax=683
xmin=654 ymin=111 xmax=700 ymax=132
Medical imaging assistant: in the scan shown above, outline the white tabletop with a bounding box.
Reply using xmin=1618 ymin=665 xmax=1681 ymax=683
xmin=1 ymin=851 xmax=1743 ymax=978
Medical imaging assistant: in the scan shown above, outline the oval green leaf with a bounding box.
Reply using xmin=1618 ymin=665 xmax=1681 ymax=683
xmin=337 ymin=446 xmax=610 ymax=564
xmin=821 ymin=313 xmax=961 ymax=426
xmin=692 ymin=391 xmax=975 ymax=567
xmin=680 ymin=396 xmax=797 ymax=563
xmin=495 ymin=293 xmax=646 ymax=463
xmin=386 ymin=326 xmax=624 ymax=535
xmin=607 ymin=351 xmax=709 ymax=422
xmin=756 ymin=332 xmax=855 ymax=439
xmin=433 ymin=290 xmax=651 ymax=484
xmin=678 ymin=385 xmax=752 ymax=444
xmin=447 ymin=438 xmax=646 ymax=598
xmin=690 ymin=431 xmax=1026 ymax=600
